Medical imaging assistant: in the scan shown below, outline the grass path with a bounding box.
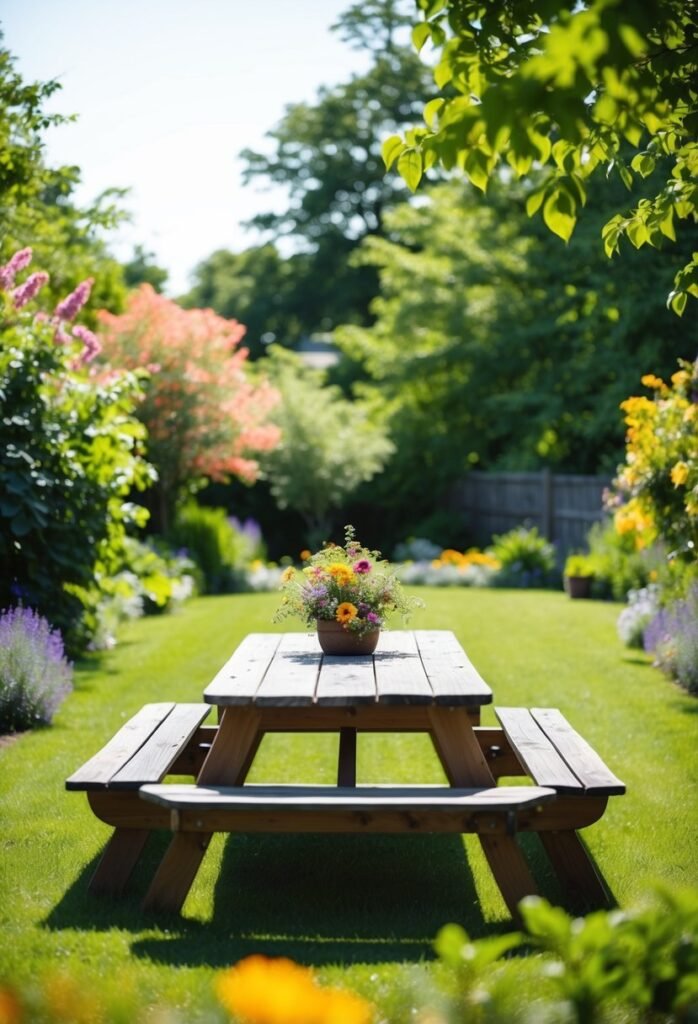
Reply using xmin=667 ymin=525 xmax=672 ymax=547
xmin=1 ymin=589 xmax=696 ymax=1017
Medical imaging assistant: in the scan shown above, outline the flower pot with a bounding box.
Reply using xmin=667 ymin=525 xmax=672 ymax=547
xmin=316 ymin=619 xmax=380 ymax=655
xmin=564 ymin=574 xmax=593 ymax=599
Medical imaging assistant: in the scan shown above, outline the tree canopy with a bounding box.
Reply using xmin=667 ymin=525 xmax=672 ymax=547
xmin=384 ymin=0 xmax=698 ymax=314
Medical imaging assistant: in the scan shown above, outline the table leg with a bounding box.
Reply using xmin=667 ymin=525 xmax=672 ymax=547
xmin=142 ymin=832 xmax=212 ymax=913
xmin=479 ymin=833 xmax=540 ymax=919
xmin=197 ymin=706 xmax=263 ymax=786
xmin=427 ymin=707 xmax=495 ymax=787
xmin=88 ymin=828 xmax=149 ymax=896
xmin=337 ymin=727 xmax=357 ymax=786
xmin=540 ymin=830 xmax=610 ymax=907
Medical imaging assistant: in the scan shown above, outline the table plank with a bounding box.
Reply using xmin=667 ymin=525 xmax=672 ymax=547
xmin=415 ymin=630 xmax=493 ymax=706
xmin=254 ymin=632 xmax=321 ymax=705
xmin=204 ymin=633 xmax=281 ymax=705
xmin=316 ymin=653 xmax=377 ymax=705
xmin=374 ymin=631 xmax=434 ymax=704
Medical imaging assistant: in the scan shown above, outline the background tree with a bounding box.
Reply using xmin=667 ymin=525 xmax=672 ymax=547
xmin=97 ymin=286 xmax=281 ymax=533
xmin=386 ymin=0 xmax=698 ymax=314
xmin=188 ymin=0 xmax=436 ymax=347
xmin=122 ymin=245 xmax=169 ymax=293
xmin=335 ymin=171 xmax=695 ymax=548
xmin=257 ymin=347 xmax=394 ymax=548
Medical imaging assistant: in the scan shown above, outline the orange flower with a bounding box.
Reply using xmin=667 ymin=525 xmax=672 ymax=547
xmin=0 ymin=988 xmax=21 ymax=1024
xmin=300 ymin=550 xmax=312 ymax=561
xmin=215 ymin=956 xmax=372 ymax=1024
xmin=336 ymin=602 xmax=358 ymax=624
xmin=327 ymin=563 xmax=356 ymax=586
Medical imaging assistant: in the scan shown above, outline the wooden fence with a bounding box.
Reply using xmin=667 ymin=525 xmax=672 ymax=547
xmin=450 ymin=471 xmax=612 ymax=561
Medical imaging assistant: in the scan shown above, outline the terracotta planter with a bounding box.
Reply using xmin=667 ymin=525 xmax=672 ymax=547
xmin=564 ymin=574 xmax=593 ymax=599
xmin=316 ymin=619 xmax=380 ymax=655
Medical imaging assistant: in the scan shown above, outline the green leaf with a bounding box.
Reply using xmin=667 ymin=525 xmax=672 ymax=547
xmin=381 ymin=135 xmax=405 ymax=171
xmin=669 ymin=290 xmax=687 ymax=316
xmin=397 ymin=148 xmax=424 ymax=192
xmin=543 ymin=187 xmax=576 ymax=242
xmin=658 ymin=208 xmax=676 ymax=241
xmin=434 ymin=923 xmax=469 ymax=967
xmin=618 ymin=22 xmax=646 ymax=57
xmin=423 ymin=98 xmax=445 ymax=131
xmin=618 ymin=162 xmax=633 ymax=191
xmin=434 ymin=59 xmax=454 ymax=89
xmin=525 ymin=186 xmax=547 ymax=217
xmin=412 ymin=22 xmax=432 ymax=53
xmin=463 ymin=148 xmax=489 ymax=192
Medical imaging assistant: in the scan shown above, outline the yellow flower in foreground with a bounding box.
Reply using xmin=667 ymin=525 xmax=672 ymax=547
xmin=327 ymin=563 xmax=356 ymax=586
xmin=216 ymin=956 xmax=372 ymax=1024
xmin=281 ymin=566 xmax=296 ymax=583
xmin=671 ymin=461 xmax=690 ymax=487
xmin=0 ymin=988 xmax=21 ymax=1024
xmin=336 ymin=602 xmax=358 ymax=624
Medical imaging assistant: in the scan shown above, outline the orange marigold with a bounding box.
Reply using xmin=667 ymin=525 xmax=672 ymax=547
xmin=336 ymin=602 xmax=358 ymax=624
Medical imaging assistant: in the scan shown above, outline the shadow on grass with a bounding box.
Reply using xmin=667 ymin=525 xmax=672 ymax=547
xmin=44 ymin=823 xmax=616 ymax=968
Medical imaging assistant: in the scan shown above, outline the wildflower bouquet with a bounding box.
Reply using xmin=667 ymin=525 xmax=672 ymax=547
xmin=274 ymin=526 xmax=419 ymax=637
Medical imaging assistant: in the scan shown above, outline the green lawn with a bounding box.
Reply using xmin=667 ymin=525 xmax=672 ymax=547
xmin=1 ymin=588 xmax=696 ymax=1019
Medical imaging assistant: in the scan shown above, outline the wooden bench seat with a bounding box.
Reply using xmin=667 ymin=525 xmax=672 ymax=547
xmin=66 ymin=702 xmax=212 ymax=894
xmin=480 ymin=706 xmax=625 ymax=907
xmin=139 ymin=782 xmax=557 ymax=833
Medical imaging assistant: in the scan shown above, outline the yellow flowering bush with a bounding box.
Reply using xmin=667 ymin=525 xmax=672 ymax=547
xmin=611 ymin=359 xmax=698 ymax=574
xmin=273 ymin=525 xmax=420 ymax=637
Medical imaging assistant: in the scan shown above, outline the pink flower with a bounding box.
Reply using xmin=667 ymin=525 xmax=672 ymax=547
xmin=0 ymin=247 xmax=33 ymax=290
xmin=366 ymin=611 xmax=380 ymax=624
xmin=54 ymin=277 xmax=94 ymax=321
xmin=12 ymin=271 xmax=49 ymax=309
xmin=72 ymin=324 xmax=102 ymax=364
xmin=353 ymin=559 xmax=372 ymax=574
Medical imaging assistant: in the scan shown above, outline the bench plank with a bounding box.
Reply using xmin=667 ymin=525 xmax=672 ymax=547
xmin=495 ymin=707 xmax=582 ymax=792
xmin=531 ymin=708 xmax=626 ymax=795
xmin=416 ymin=631 xmax=493 ymax=706
xmin=66 ymin=703 xmax=176 ymax=790
xmin=110 ymin=703 xmax=211 ymax=789
xmin=139 ymin=782 xmax=556 ymax=813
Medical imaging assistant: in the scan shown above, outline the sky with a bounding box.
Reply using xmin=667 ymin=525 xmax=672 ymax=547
xmin=1 ymin=0 xmax=373 ymax=295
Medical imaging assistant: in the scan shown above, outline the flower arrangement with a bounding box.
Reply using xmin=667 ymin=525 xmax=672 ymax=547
xmin=273 ymin=526 xmax=419 ymax=637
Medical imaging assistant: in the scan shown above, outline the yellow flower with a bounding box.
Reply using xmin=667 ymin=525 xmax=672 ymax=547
xmin=641 ymin=373 xmax=665 ymax=390
xmin=215 ymin=957 xmax=372 ymax=1024
xmin=336 ymin=602 xmax=358 ymax=624
xmin=440 ymin=549 xmax=465 ymax=566
xmin=671 ymin=369 xmax=689 ymax=389
xmin=671 ymin=461 xmax=689 ymax=487
xmin=327 ymin=563 xmax=356 ymax=586
xmin=281 ymin=566 xmax=296 ymax=584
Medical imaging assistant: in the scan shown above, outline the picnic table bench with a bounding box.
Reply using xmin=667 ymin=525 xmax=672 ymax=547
xmin=66 ymin=631 xmax=625 ymax=917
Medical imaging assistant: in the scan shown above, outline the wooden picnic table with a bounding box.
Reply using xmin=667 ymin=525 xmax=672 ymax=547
xmin=68 ymin=629 xmax=624 ymax=917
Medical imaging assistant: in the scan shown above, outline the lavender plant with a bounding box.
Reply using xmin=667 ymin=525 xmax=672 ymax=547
xmin=644 ymin=587 xmax=698 ymax=695
xmin=0 ymin=606 xmax=73 ymax=732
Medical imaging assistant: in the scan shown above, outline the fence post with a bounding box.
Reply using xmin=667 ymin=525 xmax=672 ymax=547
xmin=542 ymin=469 xmax=554 ymax=541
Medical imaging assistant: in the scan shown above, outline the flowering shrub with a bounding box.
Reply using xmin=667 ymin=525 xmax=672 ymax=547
xmin=98 ymin=285 xmax=280 ymax=530
xmin=0 ymin=607 xmax=73 ymax=732
xmin=0 ymin=249 xmax=154 ymax=653
xmin=274 ymin=526 xmax=419 ymax=636
xmin=490 ymin=526 xmax=556 ymax=587
xmin=617 ymin=585 xmax=660 ymax=649
xmin=396 ymin=547 xmax=500 ymax=587
xmin=612 ymin=361 xmax=698 ymax=569
xmin=644 ymin=587 xmax=698 ymax=694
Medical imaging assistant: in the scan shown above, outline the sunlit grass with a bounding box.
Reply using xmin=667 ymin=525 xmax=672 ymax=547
xmin=1 ymin=589 xmax=696 ymax=1019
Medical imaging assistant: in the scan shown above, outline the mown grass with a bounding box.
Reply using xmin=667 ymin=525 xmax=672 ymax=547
xmin=1 ymin=588 xmax=696 ymax=1019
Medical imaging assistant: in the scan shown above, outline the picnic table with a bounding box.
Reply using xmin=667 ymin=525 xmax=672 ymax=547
xmin=67 ymin=629 xmax=625 ymax=917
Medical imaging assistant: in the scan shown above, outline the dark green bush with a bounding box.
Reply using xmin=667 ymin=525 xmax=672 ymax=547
xmin=168 ymin=502 xmax=248 ymax=594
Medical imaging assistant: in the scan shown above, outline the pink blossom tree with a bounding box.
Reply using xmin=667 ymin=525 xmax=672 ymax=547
xmin=98 ymin=285 xmax=280 ymax=531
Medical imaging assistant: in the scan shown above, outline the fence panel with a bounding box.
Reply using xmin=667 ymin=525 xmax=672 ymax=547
xmin=450 ymin=471 xmax=611 ymax=560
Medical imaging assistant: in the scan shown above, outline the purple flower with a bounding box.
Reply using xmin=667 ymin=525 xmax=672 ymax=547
xmin=0 ymin=247 xmax=33 ymax=290
xmin=353 ymin=559 xmax=372 ymax=574
xmin=0 ymin=606 xmax=73 ymax=731
xmin=12 ymin=271 xmax=49 ymax=309
xmin=54 ymin=277 xmax=94 ymax=321
xmin=72 ymin=324 xmax=102 ymax=364
xmin=366 ymin=611 xmax=380 ymax=624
